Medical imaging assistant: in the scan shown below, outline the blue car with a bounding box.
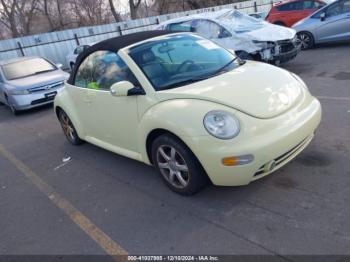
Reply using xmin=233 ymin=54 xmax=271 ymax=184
xmin=293 ymin=0 xmax=350 ymax=49
xmin=0 ymin=56 xmax=69 ymax=115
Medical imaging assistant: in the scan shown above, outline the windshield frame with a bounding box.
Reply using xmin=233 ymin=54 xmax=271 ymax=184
xmin=127 ymin=33 xmax=240 ymax=92
xmin=1 ymin=58 xmax=58 ymax=81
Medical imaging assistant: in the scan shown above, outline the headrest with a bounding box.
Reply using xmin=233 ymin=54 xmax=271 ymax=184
xmin=141 ymin=50 xmax=156 ymax=64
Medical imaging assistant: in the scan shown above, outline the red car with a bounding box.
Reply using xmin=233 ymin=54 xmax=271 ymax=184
xmin=266 ymin=0 xmax=326 ymax=27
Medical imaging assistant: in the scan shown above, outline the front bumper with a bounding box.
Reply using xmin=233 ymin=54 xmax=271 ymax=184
xmin=273 ymin=45 xmax=300 ymax=64
xmin=259 ymin=39 xmax=300 ymax=64
xmin=273 ymin=46 xmax=301 ymax=64
xmin=185 ymin=96 xmax=322 ymax=186
xmin=9 ymin=86 xmax=64 ymax=111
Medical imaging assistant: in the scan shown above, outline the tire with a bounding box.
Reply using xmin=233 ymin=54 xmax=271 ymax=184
xmin=151 ymin=134 xmax=209 ymax=195
xmin=274 ymin=21 xmax=286 ymax=27
xmin=58 ymin=110 xmax=84 ymax=145
xmin=10 ymin=105 xmax=19 ymax=115
xmin=235 ymin=51 xmax=253 ymax=61
xmin=5 ymin=95 xmax=19 ymax=115
xmin=297 ymin=32 xmax=314 ymax=50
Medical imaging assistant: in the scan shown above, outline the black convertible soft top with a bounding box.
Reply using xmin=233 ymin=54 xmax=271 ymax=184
xmin=67 ymin=30 xmax=174 ymax=85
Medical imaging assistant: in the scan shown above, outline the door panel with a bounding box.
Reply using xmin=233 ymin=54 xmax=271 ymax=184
xmin=316 ymin=0 xmax=350 ymax=42
xmin=71 ymin=50 xmax=142 ymax=154
xmin=81 ymin=90 xmax=139 ymax=152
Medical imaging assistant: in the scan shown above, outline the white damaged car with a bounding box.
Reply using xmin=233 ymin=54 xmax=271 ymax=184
xmin=158 ymin=9 xmax=300 ymax=65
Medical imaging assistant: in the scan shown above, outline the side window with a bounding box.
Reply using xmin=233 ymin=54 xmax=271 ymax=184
xmin=74 ymin=45 xmax=89 ymax=55
xmin=168 ymin=21 xmax=193 ymax=32
xmin=303 ymin=0 xmax=316 ymax=9
xmin=74 ymin=51 xmax=139 ymax=90
xmin=278 ymin=2 xmax=303 ymax=11
xmin=192 ymin=20 xmax=231 ymax=39
xmin=326 ymin=2 xmax=342 ymax=16
xmin=342 ymin=0 xmax=350 ymax=13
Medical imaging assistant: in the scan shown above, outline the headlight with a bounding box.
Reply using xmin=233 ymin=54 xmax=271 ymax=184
xmin=252 ymin=40 xmax=275 ymax=49
xmin=204 ymin=110 xmax=240 ymax=140
xmin=11 ymin=89 xmax=30 ymax=95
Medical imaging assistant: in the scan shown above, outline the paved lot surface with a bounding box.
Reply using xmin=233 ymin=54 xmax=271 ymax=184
xmin=1 ymin=43 xmax=349 ymax=258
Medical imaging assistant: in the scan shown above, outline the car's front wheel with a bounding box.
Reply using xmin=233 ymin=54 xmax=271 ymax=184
xmin=297 ymin=32 xmax=314 ymax=50
xmin=151 ymin=134 xmax=208 ymax=195
xmin=58 ymin=110 xmax=84 ymax=145
xmin=5 ymin=96 xmax=18 ymax=115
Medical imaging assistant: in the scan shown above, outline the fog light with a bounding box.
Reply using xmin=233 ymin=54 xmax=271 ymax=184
xmin=222 ymin=155 xmax=254 ymax=166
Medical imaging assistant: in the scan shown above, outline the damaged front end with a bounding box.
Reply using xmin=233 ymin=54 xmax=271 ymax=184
xmin=252 ymin=37 xmax=300 ymax=65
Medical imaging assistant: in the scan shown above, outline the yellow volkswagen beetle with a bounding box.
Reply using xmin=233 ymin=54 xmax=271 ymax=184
xmin=55 ymin=31 xmax=321 ymax=195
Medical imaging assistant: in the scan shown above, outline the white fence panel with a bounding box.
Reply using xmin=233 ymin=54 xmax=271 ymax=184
xmin=0 ymin=0 xmax=276 ymax=69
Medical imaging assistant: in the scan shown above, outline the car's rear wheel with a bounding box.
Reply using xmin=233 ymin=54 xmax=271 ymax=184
xmin=297 ymin=32 xmax=314 ymax=50
xmin=151 ymin=134 xmax=208 ymax=195
xmin=58 ymin=110 xmax=84 ymax=145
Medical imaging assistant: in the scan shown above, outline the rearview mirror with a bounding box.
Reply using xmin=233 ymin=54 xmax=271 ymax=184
xmin=320 ymin=12 xmax=326 ymax=21
xmin=110 ymin=81 xmax=145 ymax=97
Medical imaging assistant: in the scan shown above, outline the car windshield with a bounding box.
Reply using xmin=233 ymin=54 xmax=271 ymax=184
xmin=1 ymin=58 xmax=56 ymax=80
xmin=217 ymin=10 xmax=265 ymax=32
xmin=128 ymin=34 xmax=240 ymax=91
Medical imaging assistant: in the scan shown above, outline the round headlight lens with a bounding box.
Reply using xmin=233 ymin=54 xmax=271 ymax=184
xmin=204 ymin=110 xmax=240 ymax=140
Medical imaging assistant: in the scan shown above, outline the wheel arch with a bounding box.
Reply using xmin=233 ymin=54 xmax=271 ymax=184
xmin=54 ymin=92 xmax=85 ymax=139
xmin=145 ymin=128 xmax=184 ymax=165
xmin=144 ymin=127 xmax=211 ymax=184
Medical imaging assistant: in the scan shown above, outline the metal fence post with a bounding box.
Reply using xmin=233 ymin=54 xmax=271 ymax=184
xmin=17 ymin=42 xmax=25 ymax=56
xmin=156 ymin=18 xmax=160 ymax=24
xmin=74 ymin=34 xmax=80 ymax=46
xmin=254 ymin=1 xmax=258 ymax=12
xmin=118 ymin=26 xmax=123 ymax=36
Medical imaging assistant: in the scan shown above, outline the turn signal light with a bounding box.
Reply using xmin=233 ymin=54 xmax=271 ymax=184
xmin=222 ymin=154 xmax=254 ymax=166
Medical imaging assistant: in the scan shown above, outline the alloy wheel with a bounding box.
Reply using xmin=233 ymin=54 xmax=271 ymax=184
xmin=297 ymin=33 xmax=312 ymax=50
xmin=156 ymin=145 xmax=190 ymax=189
xmin=60 ymin=113 xmax=75 ymax=141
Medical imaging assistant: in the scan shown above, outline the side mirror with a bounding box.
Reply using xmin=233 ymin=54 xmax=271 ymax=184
xmin=320 ymin=12 xmax=326 ymax=21
xmin=110 ymin=81 xmax=145 ymax=97
xmin=56 ymin=63 xmax=63 ymax=69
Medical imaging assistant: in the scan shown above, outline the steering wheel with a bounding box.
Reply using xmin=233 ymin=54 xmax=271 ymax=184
xmin=176 ymin=60 xmax=196 ymax=74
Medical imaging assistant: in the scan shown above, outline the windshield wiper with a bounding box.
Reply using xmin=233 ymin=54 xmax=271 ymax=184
xmin=160 ymin=78 xmax=201 ymax=90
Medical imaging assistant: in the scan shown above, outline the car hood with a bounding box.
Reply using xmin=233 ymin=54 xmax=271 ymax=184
xmin=241 ymin=23 xmax=296 ymax=41
xmin=6 ymin=70 xmax=69 ymax=90
xmin=156 ymin=62 xmax=303 ymax=119
xmin=216 ymin=9 xmax=296 ymax=41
